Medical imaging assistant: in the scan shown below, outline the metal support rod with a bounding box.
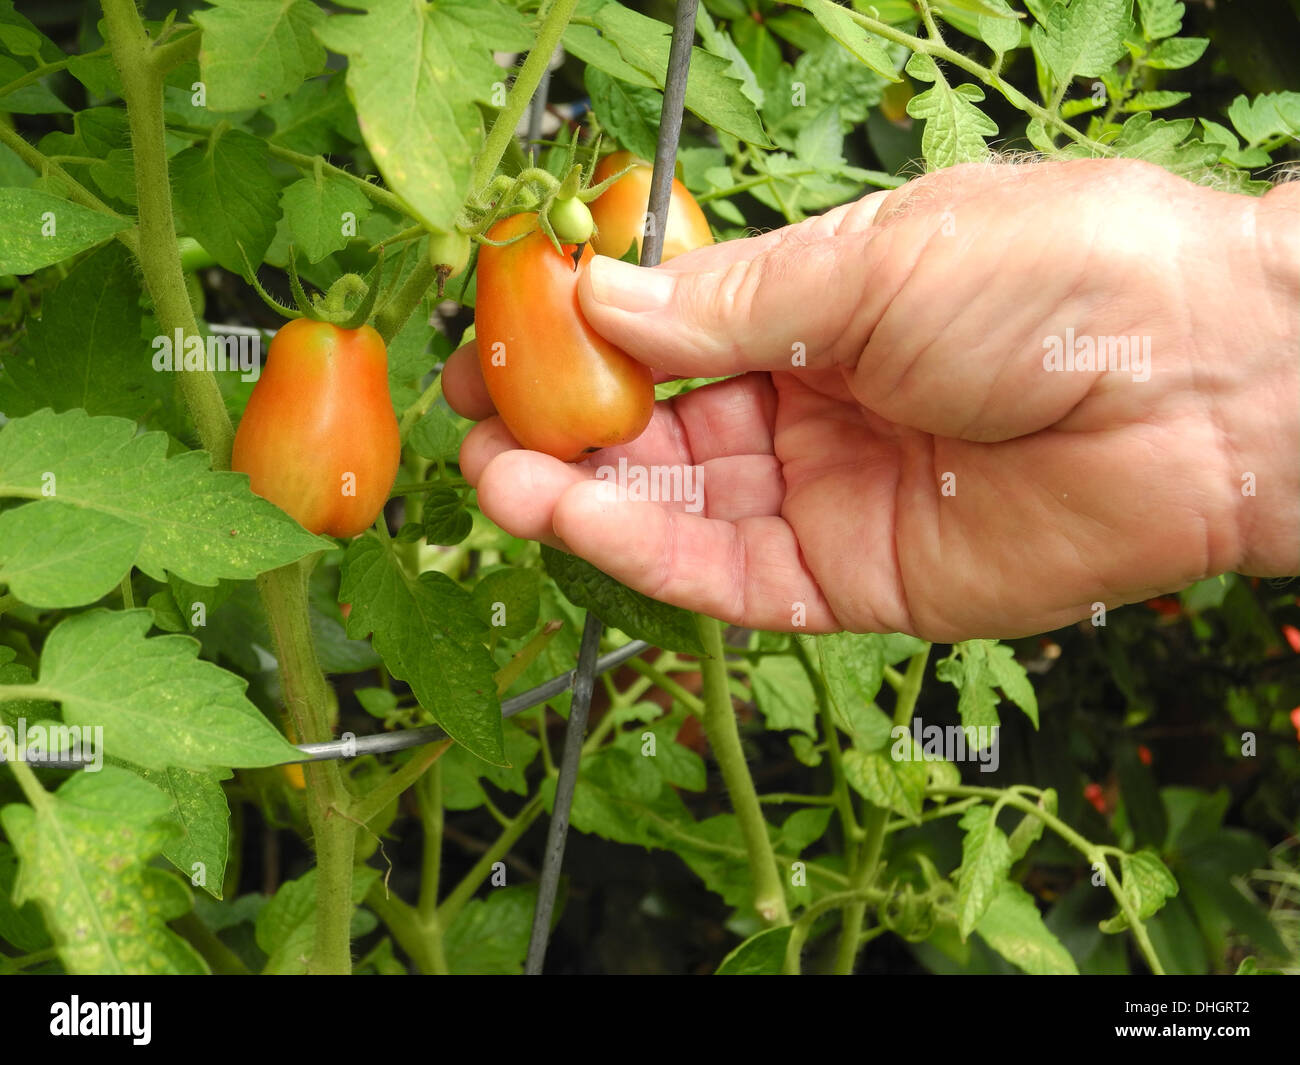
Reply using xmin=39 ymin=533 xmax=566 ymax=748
xmin=15 ymin=640 xmax=651 ymax=770
xmin=524 ymin=612 xmax=603 ymax=973
xmin=523 ymin=0 xmax=700 ymax=975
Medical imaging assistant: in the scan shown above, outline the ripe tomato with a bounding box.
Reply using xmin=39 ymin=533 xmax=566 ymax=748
xmin=475 ymin=212 xmax=653 ymax=461
xmin=232 ymin=318 xmax=400 ymax=538
xmin=588 ymin=151 xmax=713 ymax=263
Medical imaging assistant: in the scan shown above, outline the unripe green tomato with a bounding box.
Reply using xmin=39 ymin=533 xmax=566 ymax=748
xmin=550 ymin=197 xmax=594 ymax=244
xmin=428 ymin=230 xmax=471 ymax=278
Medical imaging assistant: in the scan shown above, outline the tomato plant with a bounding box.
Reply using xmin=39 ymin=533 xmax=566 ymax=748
xmin=232 ymin=319 xmax=400 ymax=539
xmin=589 ymin=150 xmax=713 ymax=262
xmin=475 ymin=213 xmax=653 ymax=460
xmin=0 ymin=0 xmax=1295 ymax=998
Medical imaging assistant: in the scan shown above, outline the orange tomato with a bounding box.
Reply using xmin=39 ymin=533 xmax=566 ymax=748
xmin=232 ymin=318 xmax=400 ymax=538
xmin=475 ymin=213 xmax=654 ymax=460
xmin=588 ymin=151 xmax=713 ymax=263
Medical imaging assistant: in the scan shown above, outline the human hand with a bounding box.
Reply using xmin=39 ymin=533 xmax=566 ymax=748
xmin=443 ymin=159 xmax=1299 ymax=640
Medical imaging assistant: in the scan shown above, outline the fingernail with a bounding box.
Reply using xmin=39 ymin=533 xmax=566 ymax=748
xmin=586 ymin=256 xmax=674 ymax=312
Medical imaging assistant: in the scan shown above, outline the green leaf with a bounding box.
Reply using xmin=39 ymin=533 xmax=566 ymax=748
xmin=1030 ymin=0 xmax=1132 ymax=88
xmin=0 ymin=767 xmax=208 ymax=974
xmin=0 ymin=410 xmax=331 ymax=608
xmin=1100 ymin=849 xmax=1179 ymax=932
xmin=935 ymin=639 xmax=1038 ymax=735
xmin=192 ymin=0 xmax=326 ymax=112
xmin=472 ymin=567 xmax=540 ymax=640
xmin=542 ymin=545 xmax=706 ymax=655
xmin=811 ymin=632 xmax=886 ymax=727
xmin=35 ymin=609 xmax=300 ymax=771
xmin=421 ymin=484 xmax=473 ymax=545
xmin=751 ymin=654 xmax=817 ymax=737
xmin=905 ymin=55 xmax=998 ymax=167
xmin=264 ymin=73 xmax=360 ymax=155
xmin=715 ymin=925 xmax=793 ymax=974
xmin=956 ymin=804 xmax=1014 ymax=938
xmin=408 ymin=405 xmax=463 ymax=462
xmin=172 ymin=129 xmax=282 ymax=273
xmin=976 ymin=880 xmax=1079 ymax=974
xmin=1007 ymin=788 xmax=1055 ymax=860
xmin=1121 ymin=90 xmax=1189 ymax=111
xmin=255 ymin=865 xmax=378 ymax=974
xmin=1144 ymin=36 xmax=1208 ymax=69
xmin=584 ymin=65 xmax=663 ymax=163
xmin=805 ymin=0 xmax=902 ymax=82
xmin=134 ymin=766 xmax=232 ymax=899
xmin=444 ymin=884 xmax=539 ymax=974
xmin=842 ymin=746 xmax=926 ymax=821
xmin=340 ymin=535 xmax=505 ymax=764
xmin=592 ymin=3 xmax=772 ymax=147
xmin=975 ymin=0 xmax=1025 ymax=54
xmin=279 ymin=172 xmax=372 ymax=263
xmin=1227 ymin=91 xmax=1300 ymax=148
xmin=0 ymin=188 xmax=130 ymax=274
xmin=0 ymin=243 xmax=170 ymax=421
xmin=1107 ymin=113 xmax=1222 ymax=179
xmin=316 ymin=0 xmax=530 ymax=232
xmin=1136 ymin=0 xmax=1184 ymax=40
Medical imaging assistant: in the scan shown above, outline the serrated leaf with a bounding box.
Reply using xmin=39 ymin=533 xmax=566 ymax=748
xmin=542 ymin=545 xmax=705 ymax=655
xmin=904 ymin=58 xmax=998 ymax=167
xmin=1030 ymin=0 xmax=1132 ymax=88
xmin=1227 ymin=91 xmax=1300 ymax=148
xmin=976 ymin=0 xmax=1024 ymax=54
xmin=422 ymin=484 xmax=472 ymax=545
xmin=192 ymin=0 xmax=326 ymax=112
xmin=1144 ymin=36 xmax=1207 ymax=69
xmin=592 ymin=4 xmax=772 ymax=147
xmin=842 ymin=746 xmax=925 ymax=820
xmin=584 ymin=66 xmax=662 ymax=163
xmin=0 ymin=410 xmax=330 ymax=608
xmin=805 ymin=0 xmax=902 ymax=82
xmin=0 ymin=188 xmax=130 ymax=274
xmin=976 ymin=880 xmax=1078 ymax=974
xmin=315 ymin=0 xmax=530 ymax=232
xmin=35 ymin=610 xmax=299 ymax=771
xmin=172 ymin=129 xmax=281 ymax=272
xmin=956 ymin=804 xmax=1013 ymax=938
xmin=340 ymin=535 xmax=505 ymax=764
xmin=1100 ymin=849 xmax=1179 ymax=932
xmin=0 ymin=767 xmax=208 ymax=974
xmin=279 ymin=172 xmax=372 ymax=262
xmin=1136 ymin=0 xmax=1183 ymax=40
xmin=134 ymin=766 xmax=231 ymax=899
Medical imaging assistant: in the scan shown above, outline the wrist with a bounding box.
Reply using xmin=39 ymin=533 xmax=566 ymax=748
xmin=1230 ymin=181 xmax=1300 ymax=577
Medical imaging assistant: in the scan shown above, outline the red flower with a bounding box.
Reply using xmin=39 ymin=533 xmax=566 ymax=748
xmin=1137 ymin=744 xmax=1153 ymax=766
xmin=1290 ymin=707 xmax=1300 ymax=743
xmin=1084 ymin=782 xmax=1107 ymax=814
xmin=1283 ymin=625 xmax=1300 ymax=653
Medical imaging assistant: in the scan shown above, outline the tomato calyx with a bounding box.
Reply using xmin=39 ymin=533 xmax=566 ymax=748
xmin=238 ymin=241 xmax=397 ymax=330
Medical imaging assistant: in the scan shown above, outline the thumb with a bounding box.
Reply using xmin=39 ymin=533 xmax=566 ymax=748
xmin=577 ymin=197 xmax=888 ymax=378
